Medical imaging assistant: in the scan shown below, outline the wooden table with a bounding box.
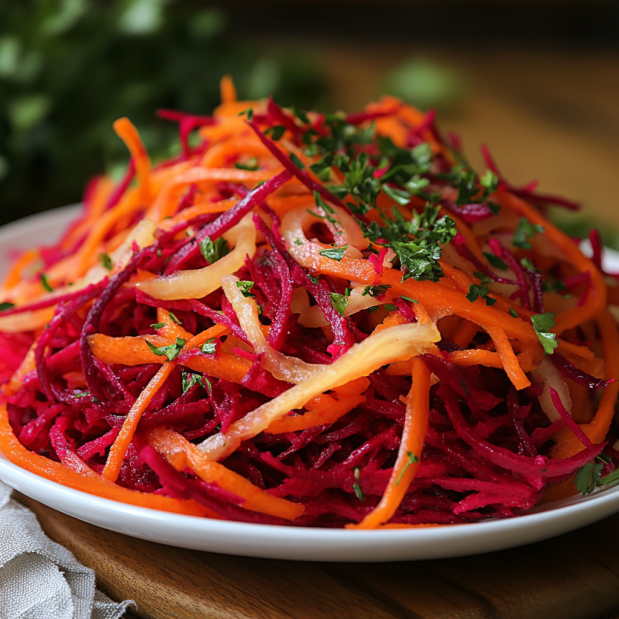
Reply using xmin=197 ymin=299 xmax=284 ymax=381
xmin=19 ymin=495 xmax=619 ymax=619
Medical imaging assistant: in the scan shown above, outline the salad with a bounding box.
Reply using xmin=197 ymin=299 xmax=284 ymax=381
xmin=0 ymin=77 xmax=617 ymax=528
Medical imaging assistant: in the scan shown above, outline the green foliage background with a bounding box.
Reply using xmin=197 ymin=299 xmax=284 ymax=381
xmin=0 ymin=0 xmax=325 ymax=223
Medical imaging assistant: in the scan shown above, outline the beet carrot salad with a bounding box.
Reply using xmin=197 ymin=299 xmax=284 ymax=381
xmin=0 ymin=77 xmax=618 ymax=529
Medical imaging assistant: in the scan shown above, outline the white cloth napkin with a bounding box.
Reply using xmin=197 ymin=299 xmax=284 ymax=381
xmin=0 ymin=481 xmax=134 ymax=619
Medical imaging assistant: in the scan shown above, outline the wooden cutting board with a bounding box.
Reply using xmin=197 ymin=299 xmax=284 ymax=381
xmin=16 ymin=495 xmax=619 ymax=619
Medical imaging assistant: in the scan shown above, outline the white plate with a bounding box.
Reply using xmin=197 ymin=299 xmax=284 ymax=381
xmin=0 ymin=206 xmax=618 ymax=562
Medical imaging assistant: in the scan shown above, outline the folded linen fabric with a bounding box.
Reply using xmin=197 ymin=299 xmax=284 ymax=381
xmin=0 ymin=481 xmax=134 ymax=619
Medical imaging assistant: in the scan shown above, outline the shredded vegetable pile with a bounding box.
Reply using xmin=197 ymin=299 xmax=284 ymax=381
xmin=1 ymin=77 xmax=619 ymax=528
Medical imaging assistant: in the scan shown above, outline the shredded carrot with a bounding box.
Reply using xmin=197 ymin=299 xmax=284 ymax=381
xmin=103 ymin=363 xmax=174 ymax=482
xmin=220 ymin=75 xmax=237 ymax=105
xmin=148 ymin=427 xmax=304 ymax=521
xmin=351 ymin=357 xmax=431 ymax=528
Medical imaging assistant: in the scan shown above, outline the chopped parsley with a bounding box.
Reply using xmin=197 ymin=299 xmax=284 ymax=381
xmin=542 ymin=277 xmax=568 ymax=295
xmin=146 ymin=337 xmax=186 ymax=361
xmin=319 ymin=246 xmax=348 ymax=261
xmin=509 ymin=308 xmax=519 ymax=318
xmin=98 ymin=253 xmax=113 ymax=271
xmin=396 ymin=451 xmax=419 ymax=485
xmin=353 ymin=467 xmax=364 ymax=501
xmin=329 ymin=291 xmax=348 ymax=316
xmin=40 ymin=273 xmax=53 ymax=292
xmin=483 ymin=252 xmax=508 ymax=271
xmin=362 ymin=205 xmax=456 ymax=283
xmin=531 ymin=312 xmax=558 ymax=355
xmin=264 ymin=125 xmax=286 ymax=141
xmin=289 ymin=152 xmax=305 ymax=170
xmin=234 ymin=157 xmax=259 ymax=171
xmin=168 ymin=312 xmax=181 ymax=325
xmin=520 ymin=257 xmax=538 ymax=272
xmin=200 ymin=236 xmax=229 ymax=264
xmin=362 ymin=284 xmax=390 ymax=298
xmin=0 ymin=302 xmax=15 ymax=312
xmin=201 ymin=338 xmax=217 ymax=354
xmin=466 ymin=284 xmax=496 ymax=306
xmin=236 ymin=280 xmax=255 ymax=297
xmin=150 ymin=322 xmax=165 ymax=330
xmin=401 ymin=295 xmax=419 ymax=304
xmin=473 ymin=271 xmax=491 ymax=285
xmin=513 ymin=217 xmax=544 ymax=250
xmin=575 ymin=461 xmax=604 ymax=495
xmin=182 ymin=371 xmax=211 ymax=394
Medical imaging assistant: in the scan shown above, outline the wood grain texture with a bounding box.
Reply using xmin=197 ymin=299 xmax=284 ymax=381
xmin=16 ymin=495 xmax=619 ymax=619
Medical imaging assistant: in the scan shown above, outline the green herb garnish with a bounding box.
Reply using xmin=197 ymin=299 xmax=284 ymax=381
xmin=201 ymin=338 xmax=217 ymax=354
xmin=396 ymin=451 xmax=419 ymax=485
xmin=531 ymin=312 xmax=558 ymax=355
xmin=236 ymin=280 xmax=255 ymax=297
xmin=319 ymin=246 xmax=348 ymax=261
xmin=513 ymin=217 xmax=544 ymax=250
xmin=330 ymin=292 xmax=348 ymax=316
xmin=200 ymin=236 xmax=229 ymax=264
xmin=40 ymin=273 xmax=53 ymax=292
xmin=146 ymin=337 xmax=186 ymax=361
xmin=98 ymin=253 xmax=113 ymax=271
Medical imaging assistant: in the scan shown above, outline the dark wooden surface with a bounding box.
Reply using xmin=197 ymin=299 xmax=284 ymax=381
xmin=16 ymin=495 xmax=619 ymax=619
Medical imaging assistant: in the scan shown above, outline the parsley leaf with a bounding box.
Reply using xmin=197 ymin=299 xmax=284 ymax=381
xmin=234 ymin=157 xmax=259 ymax=171
xmin=575 ymin=461 xmax=604 ymax=495
xmin=509 ymin=308 xmax=519 ymax=318
xmin=393 ymin=240 xmax=443 ymax=282
xmin=201 ymin=338 xmax=217 ymax=354
xmin=483 ymin=252 xmax=508 ymax=271
xmin=200 ymin=236 xmax=229 ymax=264
xmin=542 ymin=277 xmax=568 ymax=294
xmin=182 ymin=371 xmax=211 ymax=394
xmin=401 ymin=295 xmax=419 ymax=304
xmin=265 ymin=125 xmax=286 ymax=141
xmin=0 ymin=302 xmax=15 ymax=312
xmin=319 ymin=246 xmax=348 ymax=261
xmin=40 ymin=273 xmax=53 ymax=292
xmin=150 ymin=322 xmax=165 ymax=330
xmin=473 ymin=271 xmax=491 ymax=285
xmin=466 ymin=284 xmax=496 ymax=306
xmin=513 ymin=217 xmax=544 ymax=250
xmin=383 ymin=184 xmax=411 ymax=206
xmin=520 ymin=257 xmax=538 ymax=272
xmin=289 ymin=153 xmax=305 ymax=170
xmin=353 ymin=482 xmax=364 ymax=502
xmin=362 ymin=284 xmax=390 ymax=298
xmin=330 ymin=291 xmax=348 ymax=316
xmin=531 ymin=312 xmax=558 ymax=355
xmin=168 ymin=312 xmax=181 ymax=325
xmin=98 ymin=253 xmax=113 ymax=271
xmin=236 ymin=280 xmax=255 ymax=297
xmin=145 ymin=337 xmax=186 ymax=361
xmin=396 ymin=451 xmax=419 ymax=485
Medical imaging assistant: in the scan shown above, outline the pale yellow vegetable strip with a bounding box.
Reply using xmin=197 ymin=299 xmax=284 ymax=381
xmin=221 ymin=274 xmax=326 ymax=383
xmin=136 ymin=213 xmax=256 ymax=301
xmin=197 ymin=322 xmax=441 ymax=461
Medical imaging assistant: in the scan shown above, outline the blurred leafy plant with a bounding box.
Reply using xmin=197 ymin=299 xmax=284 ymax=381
xmin=382 ymin=57 xmax=468 ymax=111
xmin=0 ymin=0 xmax=325 ymax=222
